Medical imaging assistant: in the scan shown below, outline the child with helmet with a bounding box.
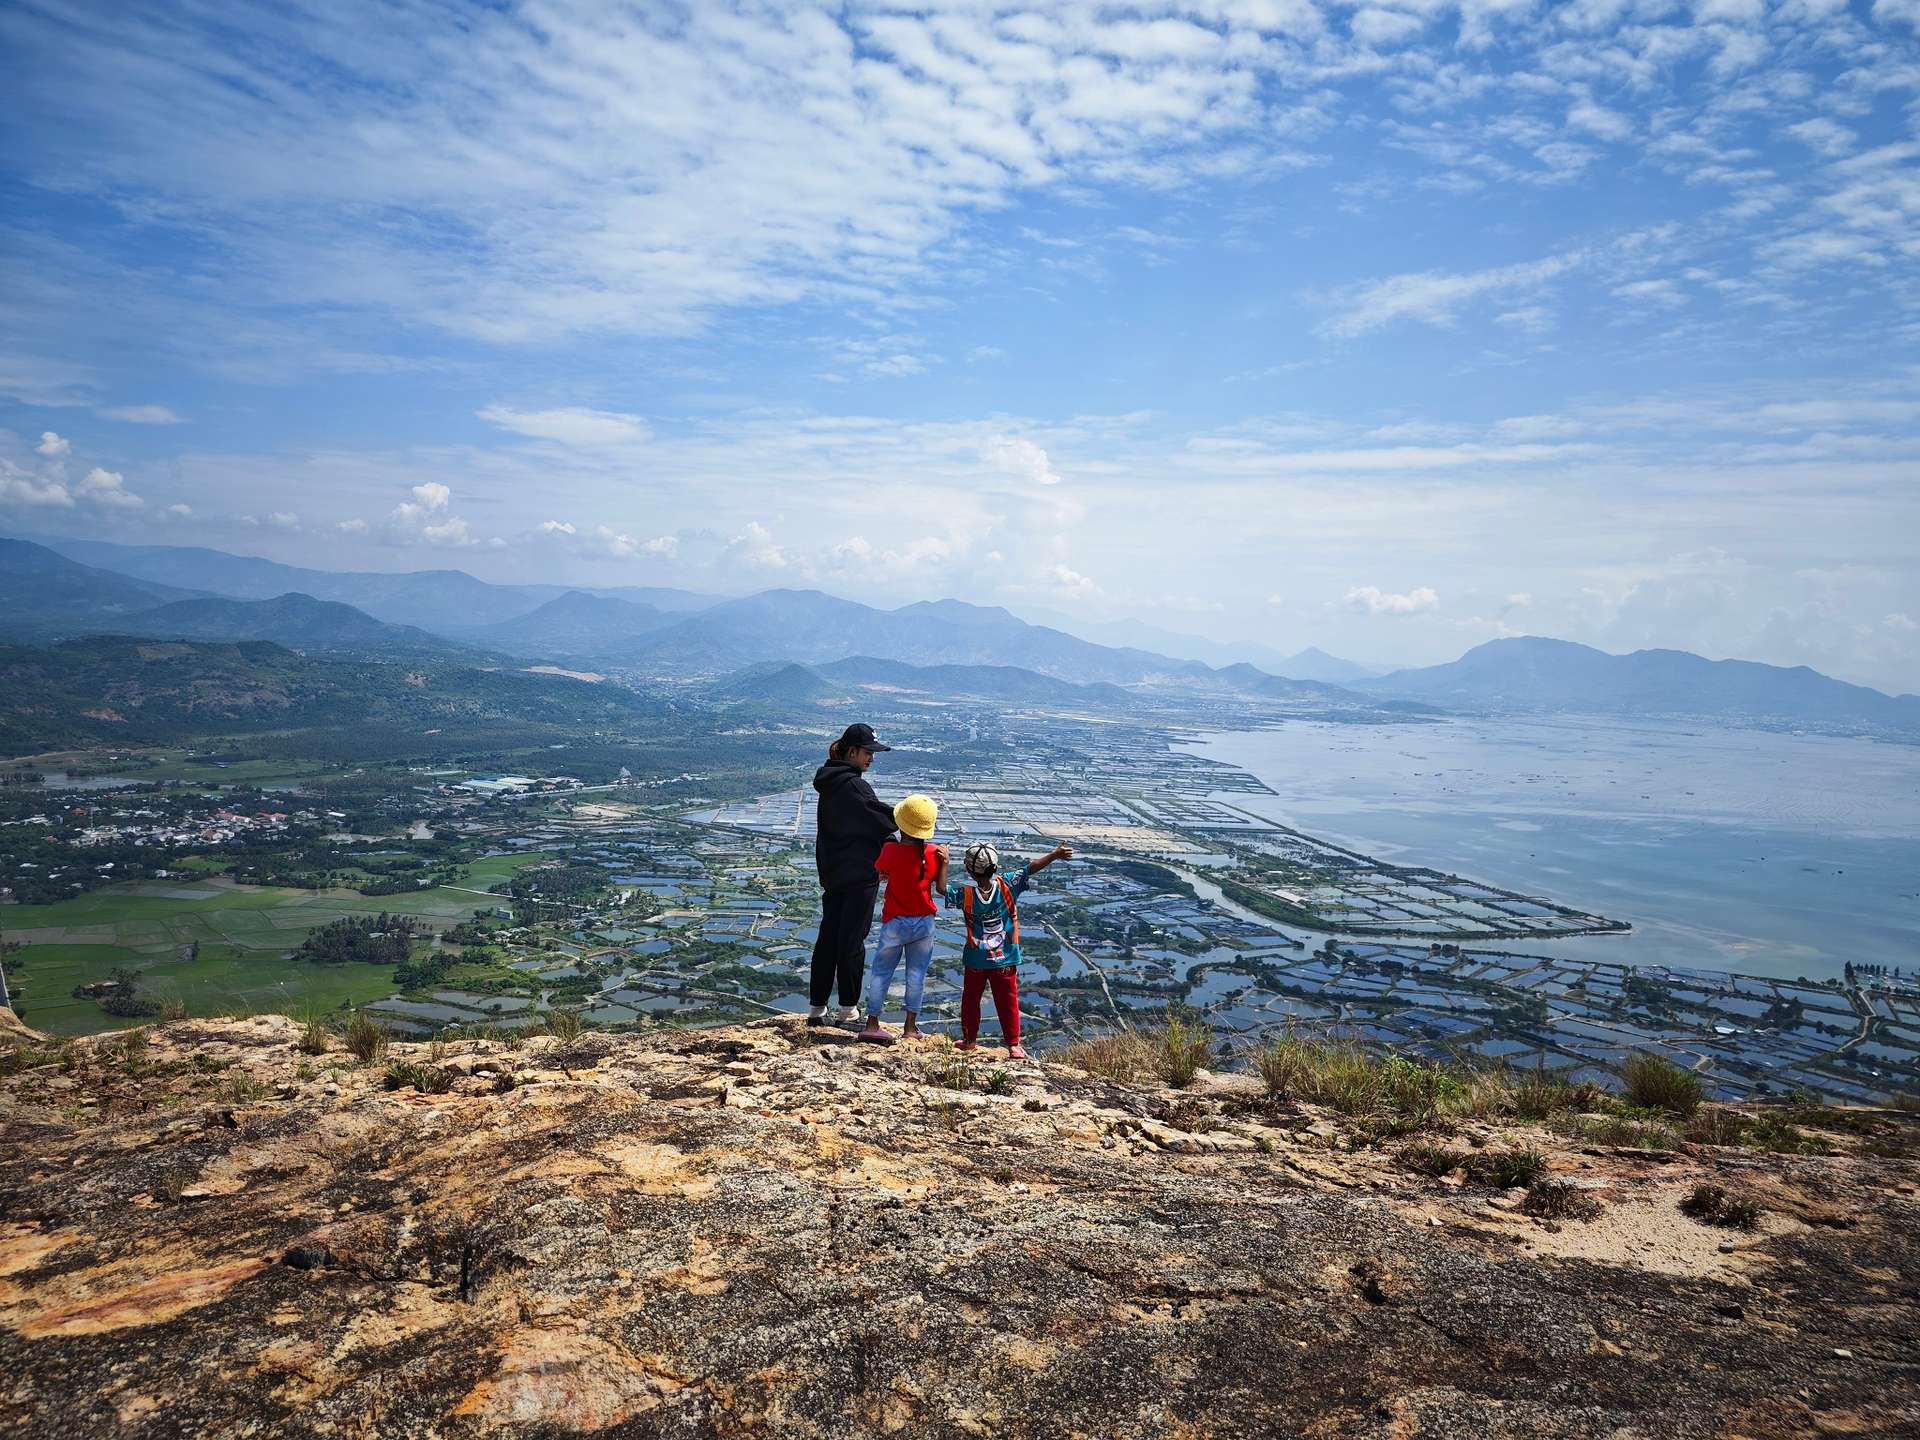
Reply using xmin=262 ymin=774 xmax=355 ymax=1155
xmin=858 ymin=794 xmax=947 ymax=1045
xmin=945 ymin=838 xmax=1074 ymax=1059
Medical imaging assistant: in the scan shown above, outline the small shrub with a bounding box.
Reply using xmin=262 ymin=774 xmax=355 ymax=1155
xmin=1891 ymin=1092 xmax=1920 ymax=1115
xmin=159 ymin=999 xmax=189 ymax=1022
xmin=1400 ymin=1141 xmax=1467 ymax=1178
xmin=1680 ymin=1182 xmax=1763 ymax=1230
xmin=490 ymin=1071 xmax=518 ymax=1095
xmin=1622 ymin=1052 xmax=1704 ymax=1117
xmin=344 ymin=1011 xmax=389 ymax=1064
xmin=1464 ymin=1147 xmax=1547 ymax=1189
xmin=1684 ymin=1108 xmax=1747 ymax=1146
xmin=1522 ymin=1178 xmax=1603 ymax=1222
xmin=982 ymin=1068 xmax=1013 ymax=1096
xmin=1507 ymin=1066 xmax=1584 ymax=1121
xmin=547 ymin=1008 xmax=585 ymax=1045
xmin=190 ymin=1051 xmax=231 ymax=1074
xmin=383 ymin=1060 xmax=455 ymax=1094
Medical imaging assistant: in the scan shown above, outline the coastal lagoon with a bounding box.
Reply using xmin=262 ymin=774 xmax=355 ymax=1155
xmin=1194 ymin=717 xmax=1920 ymax=983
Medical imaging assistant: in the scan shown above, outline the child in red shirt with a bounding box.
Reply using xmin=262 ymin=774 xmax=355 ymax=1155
xmin=858 ymin=794 xmax=946 ymax=1044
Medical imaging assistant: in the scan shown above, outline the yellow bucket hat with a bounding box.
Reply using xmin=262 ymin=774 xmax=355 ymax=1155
xmin=893 ymin=794 xmax=938 ymax=840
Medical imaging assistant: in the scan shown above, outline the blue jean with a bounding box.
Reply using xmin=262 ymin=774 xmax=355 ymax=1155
xmin=866 ymin=915 xmax=935 ymax=1017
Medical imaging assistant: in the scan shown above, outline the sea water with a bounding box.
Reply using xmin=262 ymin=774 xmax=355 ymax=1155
xmin=1191 ymin=716 xmax=1920 ymax=983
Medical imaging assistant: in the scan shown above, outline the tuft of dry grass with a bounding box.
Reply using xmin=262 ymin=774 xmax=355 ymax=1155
xmin=547 ymin=1008 xmax=585 ymax=1045
xmin=344 ymin=1010 xmax=389 ymax=1064
xmin=1059 ymin=1015 xmax=1214 ymax=1089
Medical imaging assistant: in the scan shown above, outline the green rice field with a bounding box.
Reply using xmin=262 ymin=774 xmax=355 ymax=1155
xmin=1 ymin=855 xmax=550 ymax=1035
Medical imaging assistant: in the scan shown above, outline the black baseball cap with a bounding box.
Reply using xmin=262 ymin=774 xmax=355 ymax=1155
xmin=837 ymin=722 xmax=892 ymax=753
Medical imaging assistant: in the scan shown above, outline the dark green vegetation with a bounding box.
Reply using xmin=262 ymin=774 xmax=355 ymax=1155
xmin=0 ymin=635 xmax=668 ymax=752
xmin=293 ymin=915 xmax=419 ymax=966
xmin=1680 ymin=1182 xmax=1764 ymax=1230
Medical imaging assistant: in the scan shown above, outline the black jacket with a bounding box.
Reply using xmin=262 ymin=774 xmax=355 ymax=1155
xmin=813 ymin=759 xmax=896 ymax=891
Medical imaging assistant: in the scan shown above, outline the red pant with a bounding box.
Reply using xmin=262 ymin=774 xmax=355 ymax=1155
xmin=961 ymin=967 xmax=1020 ymax=1046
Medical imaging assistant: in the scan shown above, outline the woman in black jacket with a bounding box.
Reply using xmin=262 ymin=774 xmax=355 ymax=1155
xmin=808 ymin=722 xmax=897 ymax=1026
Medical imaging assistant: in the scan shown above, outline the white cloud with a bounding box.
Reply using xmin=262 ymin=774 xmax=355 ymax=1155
xmin=538 ymin=519 xmax=577 ymax=536
xmin=641 ymin=534 xmax=679 ymax=559
xmin=1322 ymin=253 xmax=1585 ymax=337
xmin=478 ymin=405 xmax=651 ymax=447
xmin=165 ymin=503 xmax=192 ymax=517
xmin=0 ymin=458 xmax=74 ymax=508
xmin=411 ymin=481 xmax=450 ymax=511
xmin=1346 ymin=584 xmax=1439 ymax=615
xmin=268 ymin=511 xmax=300 ymax=529
xmin=421 ymin=516 xmax=477 ymax=547
xmin=1784 ymin=117 xmax=1856 ymax=157
xmin=36 ymin=431 xmax=70 ymax=457
xmin=984 ymin=436 xmax=1063 ymax=487
xmin=76 ymin=466 xmax=143 ymax=509
xmin=336 ymin=517 xmax=368 ymax=533
xmin=724 ymin=521 xmax=792 ymax=572
xmin=1048 ymin=564 xmax=1100 ymax=599
xmin=1885 ymin=612 xmax=1918 ymax=632
xmin=96 ymin=404 xmax=185 ymax=425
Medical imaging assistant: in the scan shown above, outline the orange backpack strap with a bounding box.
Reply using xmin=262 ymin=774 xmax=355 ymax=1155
xmin=1000 ymin=876 xmax=1019 ymax=948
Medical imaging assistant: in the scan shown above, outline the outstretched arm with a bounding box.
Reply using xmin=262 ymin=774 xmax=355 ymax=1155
xmin=1026 ymin=843 xmax=1074 ymax=876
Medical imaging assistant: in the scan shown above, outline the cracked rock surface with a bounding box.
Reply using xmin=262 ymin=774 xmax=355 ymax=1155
xmin=3 ymin=1015 xmax=1918 ymax=1438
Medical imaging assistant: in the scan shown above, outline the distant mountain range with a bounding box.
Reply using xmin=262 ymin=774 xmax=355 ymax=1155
xmin=41 ymin=538 xmax=719 ymax=630
xmin=1361 ymin=637 xmax=1920 ymax=730
xmin=7 ymin=535 xmax=1913 ymax=736
xmin=1018 ymin=606 xmax=1384 ymax=682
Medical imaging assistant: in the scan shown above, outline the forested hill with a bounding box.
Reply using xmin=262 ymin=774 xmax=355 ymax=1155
xmin=0 ymin=637 xmax=667 ymax=751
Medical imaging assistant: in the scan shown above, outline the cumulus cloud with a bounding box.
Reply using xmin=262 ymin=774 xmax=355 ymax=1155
xmin=0 ymin=458 xmax=74 ymax=508
xmin=1346 ymin=585 xmax=1439 ymax=616
xmin=724 ymin=521 xmax=791 ymax=573
xmin=76 ymin=467 xmax=143 ymax=509
xmin=478 ymin=405 xmax=651 ymax=447
xmin=36 ymin=431 xmax=70 ymax=457
xmin=96 ymin=404 xmax=185 ymax=424
xmin=538 ymin=519 xmax=577 ymax=536
xmin=165 ymin=503 xmax=192 ymax=517
xmin=1048 ymin=564 xmax=1100 ymax=599
xmin=411 ymin=482 xmax=450 ymax=511
xmin=984 ymin=436 xmax=1063 ymax=487
xmin=336 ymin=518 xmax=368 ymax=534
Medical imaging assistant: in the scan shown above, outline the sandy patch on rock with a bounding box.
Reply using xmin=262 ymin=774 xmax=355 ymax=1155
xmin=452 ymin=1325 xmax=684 ymax=1429
xmin=15 ymin=1258 xmax=270 ymax=1338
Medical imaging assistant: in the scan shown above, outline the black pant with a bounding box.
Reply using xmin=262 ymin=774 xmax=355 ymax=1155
xmin=810 ymin=882 xmax=878 ymax=1008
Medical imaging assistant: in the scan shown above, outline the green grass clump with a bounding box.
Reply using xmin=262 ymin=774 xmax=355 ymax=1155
xmin=1521 ymin=1178 xmax=1604 ymax=1222
xmin=296 ymin=1008 xmax=332 ymax=1056
xmin=1683 ymin=1108 xmax=1747 ymax=1146
xmin=923 ymin=1051 xmax=976 ymax=1092
xmin=1255 ymin=1032 xmax=1467 ymax=1136
xmin=344 ymin=1010 xmax=389 ymax=1064
xmin=1552 ymin=1112 xmax=1681 ymax=1149
xmin=1399 ymin=1141 xmax=1467 ymax=1178
xmin=383 ymin=1059 xmax=455 ymax=1094
xmin=546 ymin=1008 xmax=585 ymax=1045
xmin=1463 ymin=1147 xmax=1548 ymax=1189
xmin=1680 ymin=1182 xmax=1762 ymax=1230
xmin=1156 ymin=1015 xmax=1211 ymax=1089
xmin=1622 ymin=1052 xmax=1704 ymax=1117
xmin=1740 ymin=1111 xmax=1835 ymax=1156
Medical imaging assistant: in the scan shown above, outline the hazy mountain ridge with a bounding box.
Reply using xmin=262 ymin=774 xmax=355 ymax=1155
xmin=39 ymin=538 xmax=720 ymax=630
xmin=1363 ymin=636 xmax=1920 ymax=731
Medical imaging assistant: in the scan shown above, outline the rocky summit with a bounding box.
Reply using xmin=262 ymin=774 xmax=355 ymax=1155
xmin=2 ymin=1016 xmax=1917 ymax=1439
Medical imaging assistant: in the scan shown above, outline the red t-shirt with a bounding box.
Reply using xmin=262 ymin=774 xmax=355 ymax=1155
xmin=875 ymin=840 xmax=944 ymax=921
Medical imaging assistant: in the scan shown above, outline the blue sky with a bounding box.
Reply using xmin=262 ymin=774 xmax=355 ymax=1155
xmin=2 ymin=0 xmax=1918 ymax=690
